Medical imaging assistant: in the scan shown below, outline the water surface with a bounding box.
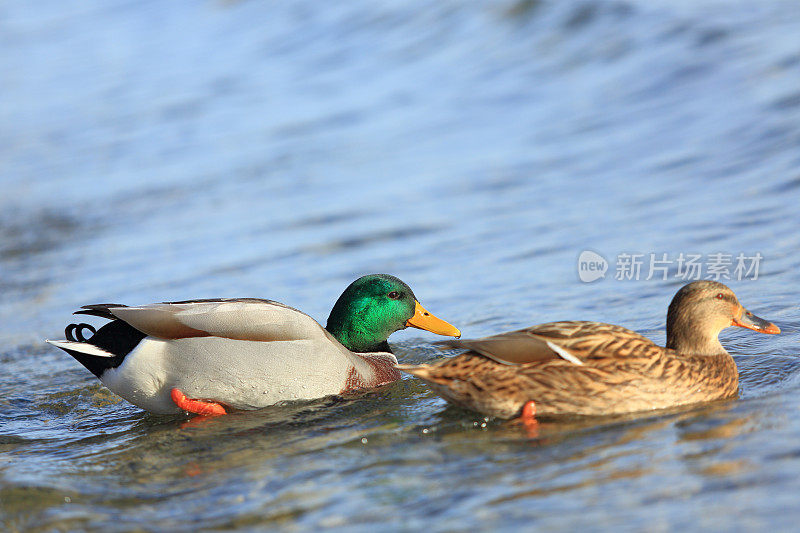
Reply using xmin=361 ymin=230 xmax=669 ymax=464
xmin=2 ymin=0 xmax=800 ymax=530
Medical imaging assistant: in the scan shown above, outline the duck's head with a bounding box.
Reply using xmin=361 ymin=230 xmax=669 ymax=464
xmin=665 ymin=280 xmax=779 ymax=355
xmin=326 ymin=274 xmax=461 ymax=353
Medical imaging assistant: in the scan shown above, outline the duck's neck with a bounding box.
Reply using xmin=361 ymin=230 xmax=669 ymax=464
xmin=666 ymin=315 xmax=726 ymax=356
xmin=325 ymin=319 xmax=393 ymax=354
xmin=330 ymin=330 xmax=393 ymax=354
xmin=369 ymin=340 xmax=393 ymax=354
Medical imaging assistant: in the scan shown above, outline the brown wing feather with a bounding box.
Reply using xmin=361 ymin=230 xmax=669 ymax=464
xmin=437 ymin=321 xmax=656 ymax=365
xmin=525 ymin=321 xmax=656 ymax=361
xmin=437 ymin=330 xmax=559 ymax=365
xmin=75 ymin=303 xmax=210 ymax=338
xmin=71 ymin=298 xmax=311 ymax=340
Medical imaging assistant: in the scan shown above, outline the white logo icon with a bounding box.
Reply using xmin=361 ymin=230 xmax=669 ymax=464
xmin=578 ymin=251 xmax=608 ymax=283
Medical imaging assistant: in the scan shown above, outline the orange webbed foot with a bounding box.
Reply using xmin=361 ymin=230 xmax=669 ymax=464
xmin=518 ymin=400 xmax=539 ymax=438
xmin=171 ymin=388 xmax=227 ymax=417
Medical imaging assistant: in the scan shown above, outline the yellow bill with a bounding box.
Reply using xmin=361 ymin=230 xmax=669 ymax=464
xmin=406 ymin=300 xmax=461 ymax=338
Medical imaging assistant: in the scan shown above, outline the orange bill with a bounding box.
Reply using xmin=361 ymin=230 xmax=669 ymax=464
xmin=732 ymin=309 xmax=780 ymax=334
xmin=406 ymin=301 xmax=461 ymax=338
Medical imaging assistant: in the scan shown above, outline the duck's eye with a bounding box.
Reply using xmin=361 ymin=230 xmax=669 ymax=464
xmin=387 ymin=291 xmax=400 ymax=299
xmin=716 ymin=293 xmax=725 ymax=300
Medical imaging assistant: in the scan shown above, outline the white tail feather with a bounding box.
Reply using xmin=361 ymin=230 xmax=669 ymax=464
xmin=46 ymin=340 xmax=114 ymax=358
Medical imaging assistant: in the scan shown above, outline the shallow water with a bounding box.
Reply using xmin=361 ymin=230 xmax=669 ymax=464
xmin=2 ymin=0 xmax=800 ymax=530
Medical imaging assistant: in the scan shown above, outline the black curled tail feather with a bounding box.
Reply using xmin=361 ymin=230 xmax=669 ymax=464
xmin=65 ymin=323 xmax=96 ymax=342
xmin=57 ymin=319 xmax=146 ymax=378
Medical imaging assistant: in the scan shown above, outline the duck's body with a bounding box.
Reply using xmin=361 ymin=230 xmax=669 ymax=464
xmin=403 ymin=321 xmax=739 ymax=418
xmin=56 ymin=299 xmax=400 ymax=414
xmin=48 ymin=275 xmax=460 ymax=415
xmin=400 ymin=281 xmax=779 ymax=419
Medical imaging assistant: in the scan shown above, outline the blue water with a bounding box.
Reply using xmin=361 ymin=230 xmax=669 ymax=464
xmin=2 ymin=0 xmax=800 ymax=530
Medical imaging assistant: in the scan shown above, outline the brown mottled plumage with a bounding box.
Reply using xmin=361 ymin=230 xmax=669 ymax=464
xmin=398 ymin=281 xmax=780 ymax=419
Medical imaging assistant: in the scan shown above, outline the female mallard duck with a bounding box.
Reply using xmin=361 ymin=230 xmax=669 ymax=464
xmin=47 ymin=274 xmax=460 ymax=415
xmin=398 ymin=281 xmax=779 ymax=422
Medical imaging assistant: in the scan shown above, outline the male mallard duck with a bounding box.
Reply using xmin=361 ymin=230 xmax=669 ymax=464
xmin=398 ymin=281 xmax=779 ymax=423
xmin=47 ymin=274 xmax=460 ymax=415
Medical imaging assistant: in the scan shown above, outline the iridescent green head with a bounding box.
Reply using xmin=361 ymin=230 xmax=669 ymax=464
xmin=325 ymin=274 xmax=460 ymax=353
